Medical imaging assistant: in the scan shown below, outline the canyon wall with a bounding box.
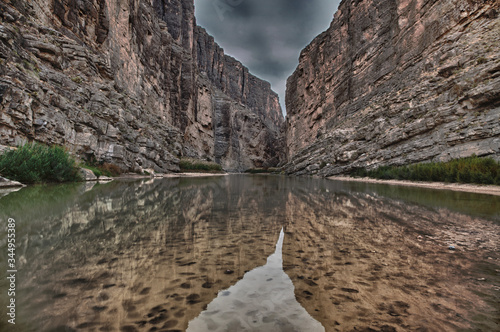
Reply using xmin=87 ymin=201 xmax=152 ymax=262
xmin=0 ymin=0 xmax=284 ymax=173
xmin=285 ymin=0 xmax=500 ymax=176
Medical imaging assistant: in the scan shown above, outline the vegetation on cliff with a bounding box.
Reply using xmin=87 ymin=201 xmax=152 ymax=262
xmin=0 ymin=1 xmax=283 ymax=174
xmin=244 ymin=168 xmax=281 ymax=174
xmin=179 ymin=158 xmax=223 ymax=173
xmin=351 ymin=156 xmax=500 ymax=185
xmin=81 ymin=163 xmax=123 ymax=178
xmin=284 ymin=0 xmax=499 ymax=177
xmin=0 ymin=143 xmax=81 ymax=183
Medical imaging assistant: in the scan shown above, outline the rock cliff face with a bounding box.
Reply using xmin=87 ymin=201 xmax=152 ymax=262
xmin=0 ymin=0 xmax=284 ymax=173
xmin=195 ymin=27 xmax=285 ymax=170
xmin=285 ymin=0 xmax=500 ymax=176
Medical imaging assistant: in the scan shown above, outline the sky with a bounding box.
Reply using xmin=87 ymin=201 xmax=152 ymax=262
xmin=194 ymin=0 xmax=341 ymax=115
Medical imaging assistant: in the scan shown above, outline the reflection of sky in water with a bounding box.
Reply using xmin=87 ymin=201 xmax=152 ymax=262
xmin=187 ymin=228 xmax=325 ymax=332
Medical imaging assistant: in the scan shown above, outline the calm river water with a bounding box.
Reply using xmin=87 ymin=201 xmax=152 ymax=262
xmin=0 ymin=175 xmax=499 ymax=332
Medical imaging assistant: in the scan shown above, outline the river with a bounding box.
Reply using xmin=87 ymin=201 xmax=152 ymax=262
xmin=0 ymin=175 xmax=499 ymax=331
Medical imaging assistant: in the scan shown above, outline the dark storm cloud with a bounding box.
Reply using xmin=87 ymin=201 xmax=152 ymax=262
xmin=194 ymin=0 xmax=341 ymax=114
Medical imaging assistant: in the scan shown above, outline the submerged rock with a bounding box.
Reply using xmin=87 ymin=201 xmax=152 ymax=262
xmin=79 ymin=168 xmax=97 ymax=182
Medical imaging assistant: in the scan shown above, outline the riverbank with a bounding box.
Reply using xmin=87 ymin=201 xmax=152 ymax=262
xmin=329 ymin=176 xmax=500 ymax=196
xmin=163 ymin=172 xmax=227 ymax=178
xmin=118 ymin=172 xmax=228 ymax=179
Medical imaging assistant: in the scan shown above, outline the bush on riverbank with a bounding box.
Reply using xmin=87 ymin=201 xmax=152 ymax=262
xmin=245 ymin=168 xmax=269 ymax=174
xmin=81 ymin=162 xmax=123 ymax=177
xmin=350 ymin=156 xmax=500 ymax=185
xmin=179 ymin=158 xmax=223 ymax=172
xmin=0 ymin=143 xmax=81 ymax=183
xmin=81 ymin=165 xmax=102 ymax=177
xmin=245 ymin=167 xmax=281 ymax=174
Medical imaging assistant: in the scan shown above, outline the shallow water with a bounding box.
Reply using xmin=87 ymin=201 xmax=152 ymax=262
xmin=187 ymin=228 xmax=324 ymax=332
xmin=0 ymin=175 xmax=499 ymax=331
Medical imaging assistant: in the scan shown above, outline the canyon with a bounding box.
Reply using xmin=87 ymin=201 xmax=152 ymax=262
xmin=0 ymin=0 xmax=284 ymax=173
xmin=284 ymin=0 xmax=500 ymax=175
xmin=1 ymin=2 xmax=500 ymax=331
xmin=1 ymin=0 xmax=499 ymax=176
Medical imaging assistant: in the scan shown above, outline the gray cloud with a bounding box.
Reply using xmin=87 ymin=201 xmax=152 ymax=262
xmin=194 ymin=0 xmax=341 ymax=115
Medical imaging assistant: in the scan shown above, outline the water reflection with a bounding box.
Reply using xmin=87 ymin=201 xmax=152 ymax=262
xmin=283 ymin=178 xmax=500 ymax=332
xmin=333 ymin=180 xmax=500 ymax=223
xmin=187 ymin=228 xmax=325 ymax=332
xmin=0 ymin=176 xmax=286 ymax=332
xmin=0 ymin=175 xmax=498 ymax=332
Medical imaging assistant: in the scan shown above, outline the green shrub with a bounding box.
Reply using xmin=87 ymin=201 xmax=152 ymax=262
xmin=81 ymin=162 xmax=122 ymax=177
xmin=81 ymin=165 xmax=102 ymax=178
xmin=179 ymin=158 xmax=223 ymax=172
xmin=351 ymin=156 xmax=500 ymax=185
xmin=245 ymin=167 xmax=282 ymax=174
xmin=99 ymin=162 xmax=123 ymax=177
xmin=71 ymin=76 xmax=83 ymax=84
xmin=476 ymin=57 xmax=487 ymax=65
xmin=245 ymin=168 xmax=269 ymax=174
xmin=350 ymin=167 xmax=368 ymax=178
xmin=0 ymin=143 xmax=81 ymax=183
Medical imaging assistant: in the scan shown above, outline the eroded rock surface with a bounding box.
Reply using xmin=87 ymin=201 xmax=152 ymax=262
xmin=0 ymin=0 xmax=284 ymax=173
xmin=285 ymin=0 xmax=500 ymax=176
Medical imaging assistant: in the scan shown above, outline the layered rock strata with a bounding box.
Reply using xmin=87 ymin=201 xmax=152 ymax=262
xmin=285 ymin=0 xmax=500 ymax=176
xmin=0 ymin=0 xmax=284 ymax=173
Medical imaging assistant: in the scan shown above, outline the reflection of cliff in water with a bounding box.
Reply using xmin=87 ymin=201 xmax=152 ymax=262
xmin=3 ymin=176 xmax=286 ymax=331
xmin=282 ymin=178 xmax=500 ymax=332
xmin=333 ymin=180 xmax=500 ymax=223
xmin=0 ymin=175 xmax=498 ymax=332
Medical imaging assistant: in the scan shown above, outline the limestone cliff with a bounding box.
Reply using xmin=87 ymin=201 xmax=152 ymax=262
xmin=0 ymin=0 xmax=284 ymax=173
xmin=194 ymin=27 xmax=284 ymax=170
xmin=285 ymin=0 xmax=500 ymax=176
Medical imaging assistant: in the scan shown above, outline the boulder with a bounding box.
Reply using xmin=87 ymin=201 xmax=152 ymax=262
xmin=79 ymin=168 xmax=98 ymax=181
xmin=0 ymin=176 xmax=24 ymax=188
xmin=98 ymin=176 xmax=113 ymax=183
